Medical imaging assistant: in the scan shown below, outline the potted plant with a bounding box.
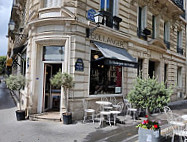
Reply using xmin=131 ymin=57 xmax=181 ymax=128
xmin=6 ymin=75 xmax=26 ymax=121
xmin=128 ymin=76 xmax=173 ymax=115
xmin=137 ymin=115 xmax=161 ymax=142
xmin=50 ymin=70 xmax=74 ymax=124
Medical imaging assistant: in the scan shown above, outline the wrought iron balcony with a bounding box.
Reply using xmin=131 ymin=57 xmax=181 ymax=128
xmin=172 ymin=0 xmax=184 ymax=10
xmin=177 ymin=46 xmax=183 ymax=55
xmin=164 ymin=40 xmax=170 ymax=50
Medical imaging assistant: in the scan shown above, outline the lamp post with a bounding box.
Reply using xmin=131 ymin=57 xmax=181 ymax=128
xmin=8 ymin=20 xmax=27 ymax=37
xmin=86 ymin=12 xmax=104 ymax=38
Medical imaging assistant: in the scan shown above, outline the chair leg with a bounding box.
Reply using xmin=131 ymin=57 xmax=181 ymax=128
xmin=83 ymin=112 xmax=87 ymax=123
xmin=171 ymin=133 xmax=174 ymax=142
xmin=92 ymin=112 xmax=95 ymax=124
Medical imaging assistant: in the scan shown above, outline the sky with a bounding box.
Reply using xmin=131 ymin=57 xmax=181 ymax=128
xmin=0 ymin=1 xmax=12 ymax=56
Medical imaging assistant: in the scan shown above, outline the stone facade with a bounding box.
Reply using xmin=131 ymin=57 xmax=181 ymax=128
xmin=7 ymin=0 xmax=187 ymax=120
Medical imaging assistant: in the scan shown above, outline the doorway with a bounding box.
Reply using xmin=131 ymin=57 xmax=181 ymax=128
xmin=43 ymin=63 xmax=62 ymax=112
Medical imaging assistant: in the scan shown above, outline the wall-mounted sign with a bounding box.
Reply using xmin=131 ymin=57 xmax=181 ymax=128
xmin=75 ymin=58 xmax=84 ymax=71
xmin=87 ymin=9 xmax=96 ymax=22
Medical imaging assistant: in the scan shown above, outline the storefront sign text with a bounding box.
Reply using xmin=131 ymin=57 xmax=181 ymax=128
xmin=75 ymin=58 xmax=84 ymax=71
xmin=91 ymin=33 xmax=126 ymax=48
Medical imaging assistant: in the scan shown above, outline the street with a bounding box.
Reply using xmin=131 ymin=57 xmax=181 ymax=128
xmin=0 ymin=81 xmax=138 ymax=142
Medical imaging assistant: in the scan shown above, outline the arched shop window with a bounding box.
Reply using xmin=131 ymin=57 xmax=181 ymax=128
xmin=89 ymin=50 xmax=122 ymax=95
xmin=43 ymin=46 xmax=64 ymax=61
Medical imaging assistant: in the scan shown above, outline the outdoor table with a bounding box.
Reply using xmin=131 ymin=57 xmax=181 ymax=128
xmin=99 ymin=111 xmax=112 ymax=127
xmin=110 ymin=111 xmax=121 ymax=125
xmin=96 ymin=101 xmax=112 ymax=111
xmin=181 ymin=115 xmax=187 ymax=121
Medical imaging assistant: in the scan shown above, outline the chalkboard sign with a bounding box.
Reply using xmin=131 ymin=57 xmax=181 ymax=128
xmin=75 ymin=58 xmax=84 ymax=71
xmin=87 ymin=9 xmax=96 ymax=22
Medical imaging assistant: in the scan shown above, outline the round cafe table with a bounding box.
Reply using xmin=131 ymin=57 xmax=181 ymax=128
xmin=96 ymin=101 xmax=112 ymax=111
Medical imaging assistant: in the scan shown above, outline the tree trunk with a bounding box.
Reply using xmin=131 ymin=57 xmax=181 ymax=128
xmin=19 ymin=91 xmax=21 ymax=110
xmin=146 ymin=108 xmax=150 ymax=116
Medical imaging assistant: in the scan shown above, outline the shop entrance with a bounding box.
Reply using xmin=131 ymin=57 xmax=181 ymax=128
xmin=43 ymin=63 xmax=62 ymax=111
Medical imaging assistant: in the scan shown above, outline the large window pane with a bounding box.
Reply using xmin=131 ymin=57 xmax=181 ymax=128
xmin=100 ymin=0 xmax=105 ymax=11
xmin=90 ymin=50 xmax=122 ymax=95
xmin=43 ymin=46 xmax=64 ymax=61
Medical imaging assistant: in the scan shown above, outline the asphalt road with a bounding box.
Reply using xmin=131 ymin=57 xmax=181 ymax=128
xmin=0 ymin=80 xmax=139 ymax=142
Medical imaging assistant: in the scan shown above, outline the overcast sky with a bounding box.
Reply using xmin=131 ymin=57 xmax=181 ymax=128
xmin=0 ymin=1 xmax=12 ymax=56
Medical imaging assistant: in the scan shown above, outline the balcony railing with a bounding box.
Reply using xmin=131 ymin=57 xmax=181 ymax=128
xmin=164 ymin=40 xmax=170 ymax=50
xmin=172 ymin=0 xmax=184 ymax=10
xmin=177 ymin=46 xmax=183 ymax=55
xmin=181 ymin=10 xmax=185 ymax=19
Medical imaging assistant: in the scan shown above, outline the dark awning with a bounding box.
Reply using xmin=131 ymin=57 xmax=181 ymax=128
xmin=93 ymin=41 xmax=137 ymax=68
xmin=13 ymin=45 xmax=25 ymax=55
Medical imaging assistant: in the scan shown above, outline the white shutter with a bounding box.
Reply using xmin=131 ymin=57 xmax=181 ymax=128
xmin=168 ymin=22 xmax=170 ymax=42
xmin=141 ymin=6 xmax=147 ymax=29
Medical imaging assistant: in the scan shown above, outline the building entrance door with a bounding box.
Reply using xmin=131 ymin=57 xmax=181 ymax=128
xmin=43 ymin=63 xmax=62 ymax=112
xmin=44 ymin=64 xmax=52 ymax=111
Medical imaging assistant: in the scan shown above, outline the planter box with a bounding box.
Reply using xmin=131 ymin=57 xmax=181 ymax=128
xmin=138 ymin=127 xmax=160 ymax=142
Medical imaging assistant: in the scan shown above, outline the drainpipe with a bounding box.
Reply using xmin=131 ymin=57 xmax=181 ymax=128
xmin=185 ymin=3 xmax=187 ymax=98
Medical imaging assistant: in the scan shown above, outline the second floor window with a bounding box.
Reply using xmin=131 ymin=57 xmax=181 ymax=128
xmin=177 ymin=30 xmax=183 ymax=55
xmin=164 ymin=22 xmax=170 ymax=49
xmin=43 ymin=0 xmax=61 ymax=8
xmin=100 ymin=0 xmax=120 ymax=29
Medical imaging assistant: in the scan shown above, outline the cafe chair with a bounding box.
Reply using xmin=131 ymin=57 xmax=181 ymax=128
xmin=82 ymin=99 xmax=95 ymax=123
xmin=125 ymin=102 xmax=137 ymax=121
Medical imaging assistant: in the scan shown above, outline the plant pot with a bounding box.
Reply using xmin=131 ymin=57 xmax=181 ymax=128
xmin=16 ymin=110 xmax=25 ymax=121
xmin=138 ymin=127 xmax=160 ymax=142
xmin=62 ymin=112 xmax=72 ymax=124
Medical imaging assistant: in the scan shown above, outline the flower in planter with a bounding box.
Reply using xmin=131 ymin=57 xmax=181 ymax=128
xmin=136 ymin=116 xmax=160 ymax=130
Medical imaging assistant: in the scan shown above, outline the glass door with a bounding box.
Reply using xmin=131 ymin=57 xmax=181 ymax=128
xmin=44 ymin=64 xmax=52 ymax=111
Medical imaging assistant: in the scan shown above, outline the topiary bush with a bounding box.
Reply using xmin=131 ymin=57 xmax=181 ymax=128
xmin=50 ymin=70 xmax=74 ymax=113
xmin=6 ymin=75 xmax=26 ymax=110
xmin=127 ymin=77 xmax=173 ymax=114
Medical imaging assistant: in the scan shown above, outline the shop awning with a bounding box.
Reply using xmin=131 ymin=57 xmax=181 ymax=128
xmin=93 ymin=41 xmax=137 ymax=68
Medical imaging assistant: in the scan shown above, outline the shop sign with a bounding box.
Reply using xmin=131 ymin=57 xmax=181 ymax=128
xmin=87 ymin=9 xmax=96 ymax=22
xmin=75 ymin=58 xmax=84 ymax=71
xmin=104 ymin=59 xmax=137 ymax=68
xmin=91 ymin=33 xmax=127 ymax=48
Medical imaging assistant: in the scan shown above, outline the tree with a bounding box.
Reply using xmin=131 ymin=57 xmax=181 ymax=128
xmin=6 ymin=75 xmax=26 ymax=110
xmin=50 ymin=70 xmax=74 ymax=113
xmin=128 ymin=77 xmax=173 ymax=114
xmin=0 ymin=56 xmax=6 ymax=75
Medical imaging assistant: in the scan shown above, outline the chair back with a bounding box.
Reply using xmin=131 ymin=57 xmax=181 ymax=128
xmin=163 ymin=106 xmax=172 ymax=114
xmin=116 ymin=102 xmax=124 ymax=112
xmin=109 ymin=96 xmax=117 ymax=105
xmin=101 ymin=97 xmax=108 ymax=102
xmin=82 ymin=99 xmax=88 ymax=110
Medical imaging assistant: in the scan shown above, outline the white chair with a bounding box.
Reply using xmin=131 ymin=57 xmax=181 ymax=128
xmin=111 ymin=102 xmax=124 ymax=125
xmin=164 ymin=106 xmax=186 ymax=142
xmin=83 ymin=99 xmax=95 ymax=123
xmin=125 ymin=102 xmax=137 ymax=121
xmin=99 ymin=111 xmax=111 ymax=127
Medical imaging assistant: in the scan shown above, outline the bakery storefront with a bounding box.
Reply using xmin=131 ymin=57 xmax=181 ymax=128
xmin=89 ymin=33 xmax=137 ymax=97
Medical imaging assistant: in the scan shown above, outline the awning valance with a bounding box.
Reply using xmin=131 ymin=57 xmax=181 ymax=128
xmin=93 ymin=41 xmax=137 ymax=68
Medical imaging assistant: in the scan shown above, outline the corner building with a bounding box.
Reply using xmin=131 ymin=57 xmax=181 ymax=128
xmin=7 ymin=0 xmax=187 ymax=120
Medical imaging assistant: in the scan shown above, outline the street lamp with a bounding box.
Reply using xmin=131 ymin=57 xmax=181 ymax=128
xmin=8 ymin=20 xmax=27 ymax=37
xmin=86 ymin=12 xmax=104 ymax=38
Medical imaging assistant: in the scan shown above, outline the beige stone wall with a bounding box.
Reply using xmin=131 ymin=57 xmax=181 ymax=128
xmin=9 ymin=0 xmax=186 ymax=118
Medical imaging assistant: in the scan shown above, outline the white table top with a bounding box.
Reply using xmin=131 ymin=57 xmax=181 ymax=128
xmin=96 ymin=101 xmax=112 ymax=106
xmin=110 ymin=111 xmax=121 ymax=114
xmin=170 ymin=121 xmax=185 ymax=127
xmin=181 ymin=115 xmax=187 ymax=120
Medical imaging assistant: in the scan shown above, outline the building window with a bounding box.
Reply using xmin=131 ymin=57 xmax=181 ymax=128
xmin=21 ymin=52 xmax=26 ymax=76
xmin=43 ymin=46 xmax=64 ymax=61
xmin=177 ymin=67 xmax=182 ymax=88
xmin=177 ymin=30 xmax=183 ymax=55
xmin=100 ymin=0 xmax=121 ymax=29
xmin=152 ymin=15 xmax=160 ymax=39
xmin=90 ymin=50 xmax=122 ymax=95
xmin=137 ymin=58 xmax=143 ymax=78
xmin=164 ymin=22 xmax=170 ymax=49
xmin=43 ymin=0 xmax=61 ymax=8
xmin=164 ymin=64 xmax=168 ymax=87
xmin=137 ymin=6 xmax=147 ymax=40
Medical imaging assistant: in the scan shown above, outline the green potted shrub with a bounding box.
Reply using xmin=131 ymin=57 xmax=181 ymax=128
xmin=6 ymin=75 xmax=26 ymax=121
xmin=50 ymin=70 xmax=74 ymax=124
xmin=128 ymin=77 xmax=173 ymax=115
xmin=137 ymin=115 xmax=161 ymax=142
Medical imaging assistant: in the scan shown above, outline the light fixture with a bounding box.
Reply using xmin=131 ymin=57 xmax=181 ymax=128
xmin=8 ymin=20 xmax=27 ymax=37
xmin=86 ymin=12 xmax=104 ymax=38
xmin=94 ymin=55 xmax=99 ymax=60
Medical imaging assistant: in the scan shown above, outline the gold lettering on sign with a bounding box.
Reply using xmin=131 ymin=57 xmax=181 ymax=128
xmin=91 ymin=33 xmax=126 ymax=48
